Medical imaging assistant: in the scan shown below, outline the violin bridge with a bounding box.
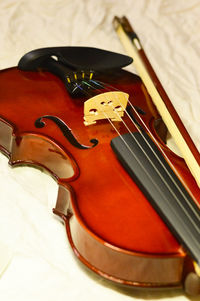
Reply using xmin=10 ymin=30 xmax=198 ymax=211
xmin=83 ymin=91 xmax=129 ymax=126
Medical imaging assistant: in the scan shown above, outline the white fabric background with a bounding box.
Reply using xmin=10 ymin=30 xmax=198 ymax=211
xmin=0 ymin=1 xmax=200 ymax=300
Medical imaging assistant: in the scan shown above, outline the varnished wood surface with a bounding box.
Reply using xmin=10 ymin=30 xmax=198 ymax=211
xmin=0 ymin=66 xmax=199 ymax=290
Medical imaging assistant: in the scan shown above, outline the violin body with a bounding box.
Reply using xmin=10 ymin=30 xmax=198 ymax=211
xmin=0 ymin=65 xmax=199 ymax=291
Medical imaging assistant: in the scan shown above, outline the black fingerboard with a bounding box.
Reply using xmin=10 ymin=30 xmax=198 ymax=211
xmin=111 ymin=131 xmax=200 ymax=264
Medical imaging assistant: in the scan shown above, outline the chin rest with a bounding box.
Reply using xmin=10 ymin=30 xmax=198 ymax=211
xmin=18 ymin=47 xmax=133 ymax=97
xmin=18 ymin=46 xmax=133 ymax=72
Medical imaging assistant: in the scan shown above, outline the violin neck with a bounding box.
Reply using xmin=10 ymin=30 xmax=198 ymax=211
xmin=113 ymin=16 xmax=200 ymax=188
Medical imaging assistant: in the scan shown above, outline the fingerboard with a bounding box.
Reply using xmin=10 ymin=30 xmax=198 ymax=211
xmin=111 ymin=131 xmax=200 ymax=265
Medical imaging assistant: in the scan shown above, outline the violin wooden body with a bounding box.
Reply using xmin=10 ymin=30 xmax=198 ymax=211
xmin=0 ymin=65 xmax=199 ymax=292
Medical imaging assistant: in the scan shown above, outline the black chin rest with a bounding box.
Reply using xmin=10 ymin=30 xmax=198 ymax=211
xmin=18 ymin=46 xmax=133 ymax=72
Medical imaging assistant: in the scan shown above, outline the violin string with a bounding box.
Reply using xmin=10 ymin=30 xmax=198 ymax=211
xmin=75 ymin=80 xmax=200 ymax=234
xmin=100 ymin=89 xmax=200 ymax=232
xmin=81 ymin=79 xmax=200 ymax=218
xmin=102 ymin=110 xmax=200 ymax=250
xmin=89 ymin=79 xmax=200 ymax=213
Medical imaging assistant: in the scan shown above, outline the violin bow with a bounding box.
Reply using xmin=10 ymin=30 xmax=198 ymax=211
xmin=113 ymin=16 xmax=200 ymax=189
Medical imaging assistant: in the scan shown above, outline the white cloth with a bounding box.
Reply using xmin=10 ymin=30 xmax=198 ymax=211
xmin=0 ymin=1 xmax=200 ymax=300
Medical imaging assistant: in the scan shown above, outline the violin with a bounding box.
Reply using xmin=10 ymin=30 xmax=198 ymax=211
xmin=0 ymin=34 xmax=199 ymax=296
